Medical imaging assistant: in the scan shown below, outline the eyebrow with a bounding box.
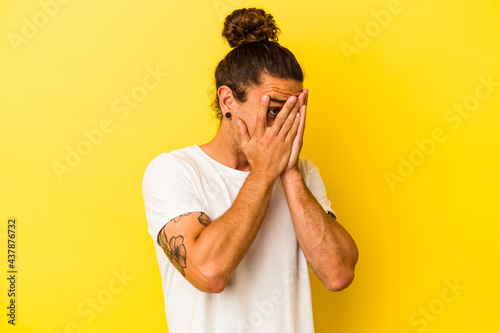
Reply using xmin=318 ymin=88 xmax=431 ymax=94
xmin=269 ymin=94 xmax=301 ymax=104
xmin=269 ymin=97 xmax=286 ymax=104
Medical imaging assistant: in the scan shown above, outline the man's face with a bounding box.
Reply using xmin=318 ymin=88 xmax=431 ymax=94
xmin=232 ymin=74 xmax=304 ymax=147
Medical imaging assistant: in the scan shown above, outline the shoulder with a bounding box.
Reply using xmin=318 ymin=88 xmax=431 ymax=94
xmin=142 ymin=146 xmax=199 ymax=190
xmin=146 ymin=146 xmax=197 ymax=168
xmin=144 ymin=146 xmax=198 ymax=175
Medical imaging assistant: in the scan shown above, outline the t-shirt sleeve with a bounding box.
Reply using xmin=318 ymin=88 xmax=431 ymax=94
xmin=142 ymin=154 xmax=207 ymax=244
xmin=299 ymin=158 xmax=337 ymax=219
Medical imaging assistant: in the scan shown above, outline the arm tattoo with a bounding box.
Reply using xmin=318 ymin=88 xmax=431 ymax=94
xmin=171 ymin=213 xmax=193 ymax=223
xmin=155 ymin=212 xmax=212 ymax=277
xmin=171 ymin=212 xmax=212 ymax=226
xmin=327 ymin=211 xmax=337 ymax=219
xmin=197 ymin=212 xmax=211 ymax=226
xmin=157 ymin=228 xmax=187 ymax=277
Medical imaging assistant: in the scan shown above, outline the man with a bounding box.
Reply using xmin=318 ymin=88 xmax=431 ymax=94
xmin=143 ymin=7 xmax=358 ymax=332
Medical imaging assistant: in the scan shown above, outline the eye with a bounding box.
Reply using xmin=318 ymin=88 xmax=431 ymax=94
xmin=267 ymin=108 xmax=280 ymax=116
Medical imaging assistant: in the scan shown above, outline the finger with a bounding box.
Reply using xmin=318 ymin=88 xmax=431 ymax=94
xmin=286 ymin=111 xmax=302 ymax=143
xmin=270 ymin=95 xmax=298 ymax=135
xmin=298 ymin=89 xmax=306 ymax=108
xmin=256 ymin=94 xmax=269 ymax=137
xmin=278 ymin=89 xmax=307 ymax=138
xmin=237 ymin=119 xmax=250 ymax=147
xmin=296 ymin=104 xmax=307 ymax=141
xmin=296 ymin=90 xmax=307 ymax=136
xmin=276 ymin=95 xmax=301 ymax=138
xmin=297 ymin=90 xmax=307 ymax=121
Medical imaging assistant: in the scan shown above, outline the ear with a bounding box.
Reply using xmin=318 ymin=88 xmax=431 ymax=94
xmin=218 ymin=85 xmax=235 ymax=114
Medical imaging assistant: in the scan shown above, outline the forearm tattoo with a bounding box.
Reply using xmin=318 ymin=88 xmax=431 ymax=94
xmin=157 ymin=212 xmax=212 ymax=276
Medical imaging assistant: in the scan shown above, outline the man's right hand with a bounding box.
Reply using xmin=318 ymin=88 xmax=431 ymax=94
xmin=237 ymin=93 xmax=303 ymax=182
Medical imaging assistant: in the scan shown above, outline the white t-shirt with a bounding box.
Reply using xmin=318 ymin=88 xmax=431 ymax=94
xmin=142 ymin=145 xmax=334 ymax=333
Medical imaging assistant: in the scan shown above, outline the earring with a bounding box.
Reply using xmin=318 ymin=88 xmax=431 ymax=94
xmin=225 ymin=112 xmax=232 ymax=118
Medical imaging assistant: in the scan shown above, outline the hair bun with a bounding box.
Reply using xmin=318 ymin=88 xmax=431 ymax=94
xmin=222 ymin=8 xmax=280 ymax=48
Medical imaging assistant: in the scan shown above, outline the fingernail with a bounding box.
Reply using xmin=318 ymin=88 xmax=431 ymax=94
xmin=289 ymin=96 xmax=296 ymax=103
xmin=263 ymin=94 xmax=269 ymax=102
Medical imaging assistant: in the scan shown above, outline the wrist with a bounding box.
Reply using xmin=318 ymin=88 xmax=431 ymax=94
xmin=280 ymin=168 xmax=303 ymax=186
xmin=249 ymin=169 xmax=278 ymax=188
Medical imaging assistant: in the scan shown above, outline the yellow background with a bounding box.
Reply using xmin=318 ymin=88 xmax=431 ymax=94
xmin=1 ymin=0 xmax=499 ymax=332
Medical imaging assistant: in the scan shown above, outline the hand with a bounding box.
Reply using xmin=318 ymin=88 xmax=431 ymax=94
xmin=282 ymin=89 xmax=308 ymax=178
xmin=237 ymin=94 xmax=301 ymax=183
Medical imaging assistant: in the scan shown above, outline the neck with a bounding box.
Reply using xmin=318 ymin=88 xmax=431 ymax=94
xmin=199 ymin=122 xmax=251 ymax=171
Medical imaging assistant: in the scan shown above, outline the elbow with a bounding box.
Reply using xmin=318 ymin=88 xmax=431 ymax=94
xmin=194 ymin=263 xmax=229 ymax=294
xmin=326 ymin=243 xmax=359 ymax=291
xmin=199 ymin=280 xmax=226 ymax=294
xmin=324 ymin=266 xmax=356 ymax=292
